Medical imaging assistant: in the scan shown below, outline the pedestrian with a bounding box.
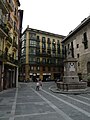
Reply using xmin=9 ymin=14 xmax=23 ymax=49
xmin=36 ymin=80 xmax=40 ymax=91
xmin=39 ymin=79 xmax=42 ymax=89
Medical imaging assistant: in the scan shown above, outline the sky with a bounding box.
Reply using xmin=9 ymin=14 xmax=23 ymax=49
xmin=19 ymin=0 xmax=90 ymax=36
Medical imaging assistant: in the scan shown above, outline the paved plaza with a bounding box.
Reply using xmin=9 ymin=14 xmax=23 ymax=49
xmin=0 ymin=82 xmax=90 ymax=120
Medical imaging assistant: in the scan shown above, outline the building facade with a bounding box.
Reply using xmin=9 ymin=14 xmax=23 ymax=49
xmin=0 ymin=0 xmax=20 ymax=91
xmin=62 ymin=16 xmax=90 ymax=80
xmin=20 ymin=26 xmax=65 ymax=82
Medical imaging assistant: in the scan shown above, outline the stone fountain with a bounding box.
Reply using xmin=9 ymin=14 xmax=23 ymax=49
xmin=57 ymin=57 xmax=87 ymax=91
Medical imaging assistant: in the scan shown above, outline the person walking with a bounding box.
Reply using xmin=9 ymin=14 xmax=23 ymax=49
xmin=36 ymin=80 xmax=40 ymax=91
xmin=39 ymin=79 xmax=42 ymax=89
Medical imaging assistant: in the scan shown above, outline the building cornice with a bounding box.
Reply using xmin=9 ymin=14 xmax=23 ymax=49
xmin=22 ymin=27 xmax=65 ymax=39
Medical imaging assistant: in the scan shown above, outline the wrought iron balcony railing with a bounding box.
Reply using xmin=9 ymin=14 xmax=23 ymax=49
xmin=13 ymin=41 xmax=18 ymax=49
xmin=0 ymin=50 xmax=18 ymax=65
xmin=7 ymin=0 xmax=14 ymax=12
xmin=0 ymin=0 xmax=9 ymax=14
xmin=0 ymin=19 xmax=9 ymax=36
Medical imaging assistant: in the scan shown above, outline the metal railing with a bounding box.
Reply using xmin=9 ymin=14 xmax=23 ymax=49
xmin=0 ymin=50 xmax=18 ymax=65
xmin=0 ymin=19 xmax=9 ymax=35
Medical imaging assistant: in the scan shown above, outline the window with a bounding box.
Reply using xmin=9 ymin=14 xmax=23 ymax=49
xmin=57 ymin=40 xmax=60 ymax=44
xmin=51 ymin=59 xmax=56 ymax=64
xmin=77 ymin=44 xmax=79 ymax=48
xmin=71 ymin=42 xmax=74 ymax=58
xmin=42 ymin=49 xmax=46 ymax=54
xmin=30 ymin=66 xmax=34 ymax=70
xmin=37 ymin=58 xmax=40 ymax=63
xmin=42 ymin=43 xmax=46 ymax=49
xmin=37 ymin=66 xmax=40 ymax=71
xmin=29 ymin=57 xmax=36 ymax=63
xmin=37 ymin=42 xmax=40 ymax=47
xmin=47 ymin=44 xmax=51 ymax=49
xmin=37 ymin=36 xmax=39 ymax=40
xmin=13 ymin=21 xmax=16 ymax=30
xmin=30 ymin=40 xmax=36 ymax=47
xmin=67 ymin=44 xmax=70 ymax=55
xmin=36 ymin=49 xmax=40 ymax=54
xmin=47 ymin=38 xmax=51 ymax=43
xmin=43 ymin=67 xmax=45 ymax=71
xmin=47 ymin=50 xmax=51 ymax=55
xmin=57 ymin=45 xmax=60 ymax=54
xmin=42 ymin=58 xmax=46 ymax=63
xmin=78 ymin=62 xmax=80 ymax=66
xmin=53 ymin=39 xmax=55 ymax=43
xmin=82 ymin=32 xmax=88 ymax=49
xmin=22 ymin=41 xmax=26 ymax=47
xmin=53 ymin=67 xmax=55 ymax=71
xmin=65 ymin=46 xmax=67 ymax=58
xmin=47 ymin=59 xmax=51 ymax=64
xmin=14 ymin=8 xmax=17 ymax=16
xmin=52 ymin=43 xmax=56 ymax=50
xmin=30 ymin=48 xmax=36 ymax=54
xmin=42 ymin=37 xmax=46 ymax=42
xmin=30 ymin=33 xmax=36 ymax=39
xmin=77 ymin=53 xmax=79 ymax=58
xmin=48 ymin=67 xmax=51 ymax=71
xmin=21 ymin=48 xmax=26 ymax=55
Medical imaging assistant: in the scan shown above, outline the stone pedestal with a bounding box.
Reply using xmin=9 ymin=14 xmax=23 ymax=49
xmin=63 ymin=58 xmax=79 ymax=83
xmin=57 ymin=58 xmax=87 ymax=90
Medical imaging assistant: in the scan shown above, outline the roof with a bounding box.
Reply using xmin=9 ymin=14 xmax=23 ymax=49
xmin=22 ymin=27 xmax=65 ymax=39
xmin=62 ymin=15 xmax=90 ymax=43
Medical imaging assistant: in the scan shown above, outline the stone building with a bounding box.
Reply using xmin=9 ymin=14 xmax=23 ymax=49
xmin=0 ymin=0 xmax=21 ymax=91
xmin=62 ymin=15 xmax=90 ymax=80
xmin=20 ymin=26 xmax=65 ymax=82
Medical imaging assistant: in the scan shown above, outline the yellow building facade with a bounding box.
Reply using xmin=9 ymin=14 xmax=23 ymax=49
xmin=0 ymin=0 xmax=20 ymax=91
xmin=20 ymin=26 xmax=65 ymax=82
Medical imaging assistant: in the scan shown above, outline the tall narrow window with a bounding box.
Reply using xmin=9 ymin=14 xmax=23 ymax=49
xmin=82 ymin=32 xmax=88 ymax=49
xmin=71 ymin=42 xmax=74 ymax=58
xmin=65 ymin=46 xmax=67 ymax=58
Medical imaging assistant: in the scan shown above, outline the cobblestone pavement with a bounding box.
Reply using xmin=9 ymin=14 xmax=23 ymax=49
xmin=0 ymin=82 xmax=90 ymax=120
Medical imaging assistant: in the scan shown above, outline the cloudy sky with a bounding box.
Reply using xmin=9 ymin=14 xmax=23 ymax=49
xmin=19 ymin=0 xmax=90 ymax=36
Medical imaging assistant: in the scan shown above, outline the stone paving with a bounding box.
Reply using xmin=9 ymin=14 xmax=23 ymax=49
xmin=0 ymin=82 xmax=90 ymax=120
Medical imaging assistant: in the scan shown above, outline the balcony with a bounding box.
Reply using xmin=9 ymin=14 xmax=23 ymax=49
xmin=6 ymin=35 xmax=12 ymax=46
xmin=0 ymin=0 xmax=9 ymax=14
xmin=7 ymin=14 xmax=13 ymax=28
xmin=13 ymin=25 xmax=18 ymax=35
xmin=0 ymin=19 xmax=9 ymax=37
xmin=36 ymin=45 xmax=40 ymax=49
xmin=12 ymin=41 xmax=18 ymax=50
xmin=7 ymin=0 xmax=14 ymax=12
xmin=13 ymin=11 xmax=18 ymax=22
xmin=47 ymin=47 xmax=51 ymax=50
xmin=0 ymin=50 xmax=18 ymax=65
xmin=3 ymin=53 xmax=18 ymax=65
xmin=47 ymin=40 xmax=51 ymax=44
xmin=52 ymin=48 xmax=56 ymax=51
xmin=37 ymin=39 xmax=40 ymax=42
